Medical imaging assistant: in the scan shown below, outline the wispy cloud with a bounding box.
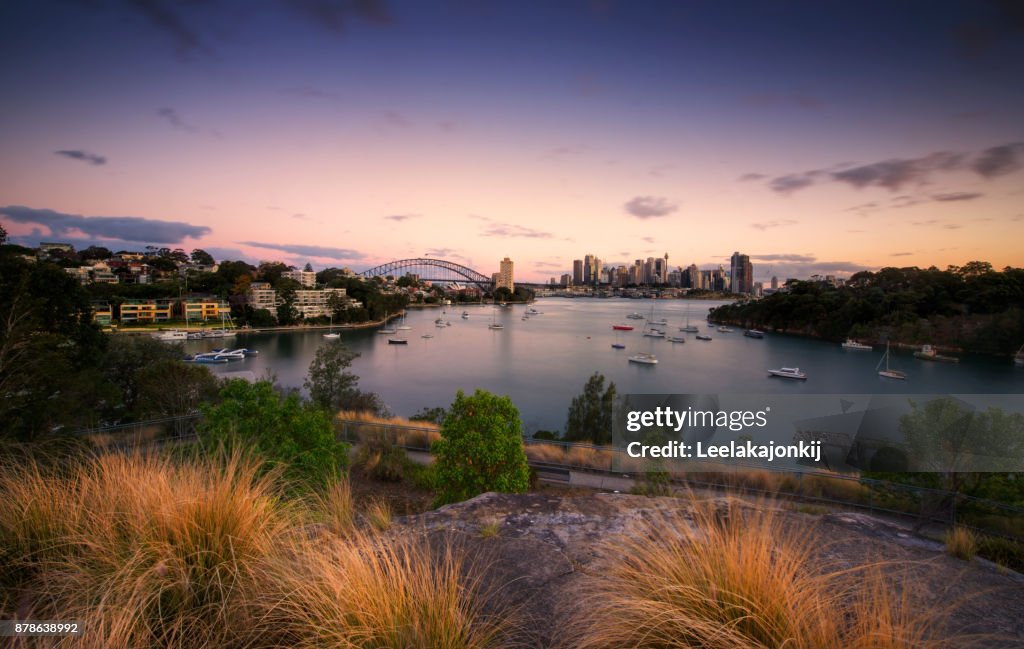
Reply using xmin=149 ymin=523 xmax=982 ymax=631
xmin=480 ymin=222 xmax=554 ymax=239
xmin=738 ymin=172 xmax=767 ymax=182
xmin=54 ymin=149 xmax=107 ymax=166
xmin=624 ymin=196 xmax=677 ymax=218
xmin=750 ymin=219 xmax=798 ymax=231
xmin=749 ymin=253 xmax=816 ymax=262
xmin=891 ymin=252 xmax=913 ymax=256
xmin=383 ymin=213 xmax=420 ymax=222
xmin=157 ymin=107 xmax=199 ymax=133
xmin=932 ymin=191 xmax=983 ymax=202
xmin=283 ymin=0 xmax=394 ymax=33
xmin=765 ymin=142 xmax=1024 ymax=195
xmin=0 ymin=205 xmax=210 ymax=243
xmin=239 ymin=240 xmax=365 ymax=260
xmin=911 ymin=219 xmax=962 ymax=230
xmin=124 ymin=0 xmax=204 ymax=56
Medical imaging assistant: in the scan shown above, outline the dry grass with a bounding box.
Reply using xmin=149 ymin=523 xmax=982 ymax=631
xmin=945 ymin=526 xmax=978 ymax=561
xmin=338 ymin=410 xmax=442 ymax=449
xmin=564 ymin=497 xmax=951 ymax=649
xmin=365 ymin=497 xmax=393 ymax=532
xmin=0 ymin=450 xmax=514 ymax=649
xmin=251 ymin=530 xmax=511 ymax=649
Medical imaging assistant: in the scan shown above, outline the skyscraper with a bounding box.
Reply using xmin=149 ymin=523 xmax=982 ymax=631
xmin=497 ymin=257 xmax=514 ymax=292
xmin=730 ymin=252 xmax=753 ymax=294
xmin=572 ymin=259 xmax=583 ymax=285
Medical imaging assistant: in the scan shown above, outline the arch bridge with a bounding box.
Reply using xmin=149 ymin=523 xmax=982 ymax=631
xmin=359 ymin=258 xmax=492 ymax=290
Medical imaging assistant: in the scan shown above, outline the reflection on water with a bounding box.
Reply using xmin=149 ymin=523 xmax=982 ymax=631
xmin=185 ymin=299 xmax=1024 ymax=434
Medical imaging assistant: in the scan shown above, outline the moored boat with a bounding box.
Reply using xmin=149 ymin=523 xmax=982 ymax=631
xmin=876 ymin=343 xmax=906 ymax=380
xmin=913 ymin=344 xmax=959 ymax=363
xmin=666 ymin=335 xmax=686 ymax=343
xmin=768 ymin=367 xmax=807 ymax=380
xmin=628 ymin=352 xmax=658 ymax=364
xmin=153 ymin=329 xmax=188 ymax=342
xmin=696 ymin=334 xmax=712 ymax=341
xmin=612 ymin=324 xmax=634 ymax=331
xmin=842 ymin=338 xmax=872 ymax=351
xmin=743 ymin=329 xmax=764 ymax=339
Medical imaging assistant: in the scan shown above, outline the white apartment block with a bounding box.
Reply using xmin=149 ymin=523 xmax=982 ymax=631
xmin=283 ymin=269 xmax=317 ymax=287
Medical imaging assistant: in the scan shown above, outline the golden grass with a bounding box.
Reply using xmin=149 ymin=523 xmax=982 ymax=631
xmin=365 ymin=497 xmax=393 ymax=532
xmin=0 ymin=450 xmax=514 ymax=649
xmin=945 ymin=526 xmax=978 ymax=561
xmin=564 ymin=497 xmax=951 ymax=649
xmin=337 ymin=410 xmax=443 ymax=449
xmin=251 ymin=530 xmax=511 ymax=649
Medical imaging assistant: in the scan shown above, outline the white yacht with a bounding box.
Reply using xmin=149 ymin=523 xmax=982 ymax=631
xmin=768 ymin=367 xmax=807 ymax=380
xmin=628 ymin=352 xmax=658 ymax=365
xmin=842 ymin=339 xmax=872 ymax=351
xmin=153 ymin=329 xmax=188 ymax=342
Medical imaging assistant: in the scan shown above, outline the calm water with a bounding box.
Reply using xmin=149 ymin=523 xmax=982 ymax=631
xmin=185 ymin=298 xmax=1024 ymax=434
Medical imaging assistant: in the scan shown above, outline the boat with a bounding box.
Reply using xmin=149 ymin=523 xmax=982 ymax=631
xmin=696 ymin=334 xmax=712 ymax=341
xmin=528 ymin=307 xmax=541 ymax=315
xmin=461 ymin=311 xmax=469 ymax=319
xmin=324 ymin=313 xmax=340 ymax=339
xmin=743 ymin=329 xmax=765 ymax=339
xmin=626 ymin=312 xmax=645 ymax=320
xmin=387 ymin=337 xmax=408 ymax=345
xmin=489 ymin=323 xmax=504 ymax=330
xmin=186 ymin=331 xmax=204 ymax=340
xmin=842 ymin=338 xmax=872 ymax=351
xmin=185 ymin=354 xmax=228 ymax=364
xmin=212 ymin=349 xmax=245 ymax=361
xmin=153 ymin=329 xmax=188 ymax=342
xmin=628 ymin=352 xmax=658 ymax=365
xmin=680 ymin=307 xmax=699 ymax=333
xmin=650 ymin=318 xmax=668 ymax=326
xmin=1016 ymin=344 xmax=1024 ymax=367
xmin=768 ymin=367 xmax=807 ymax=380
xmin=641 ymin=302 xmax=665 ymax=337
xmin=913 ymin=344 xmax=959 ymax=363
xmin=611 ymin=343 xmax=626 ymax=349
xmin=642 ymin=329 xmax=665 ymax=338
xmin=396 ymin=311 xmax=411 ymax=330
xmin=717 ymin=326 xmax=734 ymax=333
xmin=876 ymin=343 xmax=906 ymax=380
xmin=378 ymin=311 xmax=397 ymax=335
xmin=666 ymin=335 xmax=686 ymax=343
xmin=612 ymin=324 xmax=634 ymax=331
xmin=421 ymin=333 xmax=434 ymax=339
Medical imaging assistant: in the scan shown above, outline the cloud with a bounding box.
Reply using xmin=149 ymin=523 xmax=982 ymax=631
xmin=932 ymin=191 xmax=983 ymax=202
xmin=239 ymin=240 xmax=365 ymax=261
xmin=157 ymin=107 xmax=198 ymax=133
xmin=891 ymin=252 xmax=913 ymax=257
xmin=971 ymin=142 xmax=1024 ymax=178
xmin=283 ymin=0 xmax=394 ymax=32
xmin=766 ymin=142 xmax=1024 ymax=195
xmin=55 ymin=149 xmax=107 ymax=166
xmin=624 ymin=196 xmax=677 ymax=218
xmin=383 ymin=213 xmax=420 ymax=222
xmin=124 ymin=0 xmax=203 ymax=56
xmin=769 ymin=172 xmax=819 ymax=194
xmin=750 ymin=219 xmax=798 ymax=231
xmin=381 ymin=110 xmax=410 ymax=127
xmin=0 ymin=205 xmax=210 ymax=243
xmin=480 ymin=222 xmax=554 ymax=239
xmin=641 ymin=236 xmax=655 ymax=243
xmin=738 ymin=172 xmax=767 ymax=182
xmin=533 ymin=261 xmax=564 ymax=269
xmin=910 ymin=220 xmax=962 ymax=230
xmin=749 ymin=253 xmax=816 ymax=263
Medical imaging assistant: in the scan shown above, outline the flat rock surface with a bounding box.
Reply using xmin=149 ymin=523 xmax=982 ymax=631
xmin=393 ymin=492 xmax=1024 ymax=648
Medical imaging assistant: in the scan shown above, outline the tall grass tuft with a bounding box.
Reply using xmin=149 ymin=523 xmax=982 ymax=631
xmin=945 ymin=525 xmax=978 ymax=561
xmin=0 ymin=450 xmax=291 ymax=648
xmin=565 ymin=497 xmax=948 ymax=649
xmin=251 ymin=530 xmax=511 ymax=649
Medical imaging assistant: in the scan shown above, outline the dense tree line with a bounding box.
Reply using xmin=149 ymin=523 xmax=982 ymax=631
xmin=709 ymin=262 xmax=1024 ymax=354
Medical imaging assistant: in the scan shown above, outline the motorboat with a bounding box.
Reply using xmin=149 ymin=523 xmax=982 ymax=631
xmin=488 ymin=323 xmax=504 ymax=330
xmin=611 ymin=343 xmax=626 ymax=349
xmin=628 ymin=352 xmax=658 ymax=364
xmin=421 ymin=333 xmax=434 ymax=339
xmin=842 ymin=339 xmax=872 ymax=351
xmin=323 ymin=332 xmax=341 ymax=339
xmin=768 ymin=367 xmax=807 ymax=380
xmin=153 ymin=329 xmax=188 ymax=342
xmin=461 ymin=311 xmax=469 ymax=319
xmin=696 ymin=334 xmax=712 ymax=341
xmin=743 ymin=329 xmax=765 ymax=339
xmin=642 ymin=329 xmax=665 ymax=338
xmin=185 ymin=354 xmax=228 ymax=364
xmin=238 ymin=348 xmax=258 ymax=356
xmin=666 ymin=335 xmax=686 ymax=343
xmin=913 ymin=344 xmax=959 ymax=363
xmin=717 ymin=326 xmax=734 ymax=333
xmin=387 ymin=338 xmax=408 ymax=345
xmin=626 ymin=312 xmax=645 ymax=320
xmin=612 ymin=324 xmax=634 ymax=331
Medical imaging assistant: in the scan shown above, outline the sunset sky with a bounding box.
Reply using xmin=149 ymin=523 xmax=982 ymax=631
xmin=1 ymin=1 xmax=1022 ymax=282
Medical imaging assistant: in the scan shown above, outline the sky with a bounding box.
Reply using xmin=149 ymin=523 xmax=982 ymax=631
xmin=1 ymin=0 xmax=1023 ymax=283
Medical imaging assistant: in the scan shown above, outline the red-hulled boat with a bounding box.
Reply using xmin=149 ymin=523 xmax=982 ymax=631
xmin=612 ymin=324 xmax=634 ymax=331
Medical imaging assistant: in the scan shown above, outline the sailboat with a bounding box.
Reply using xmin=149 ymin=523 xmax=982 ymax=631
xmin=680 ymin=304 xmax=699 ymax=333
xmin=396 ymin=310 xmax=411 ymax=330
xmin=612 ymin=330 xmax=625 ymax=349
xmin=377 ymin=311 xmax=397 ymax=335
xmin=876 ymin=342 xmax=906 ymax=380
xmin=642 ymin=300 xmax=665 ymax=338
xmin=488 ymin=308 xmax=503 ymax=330
xmin=323 ymin=312 xmax=340 ymax=339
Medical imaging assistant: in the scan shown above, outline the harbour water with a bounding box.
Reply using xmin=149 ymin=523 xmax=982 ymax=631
xmin=185 ymin=298 xmax=1024 ymax=434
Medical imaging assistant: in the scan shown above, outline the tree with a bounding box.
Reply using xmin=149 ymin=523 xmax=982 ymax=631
xmin=199 ymin=379 xmax=348 ymax=488
xmin=191 ymin=248 xmax=215 ymax=265
xmin=0 ymin=223 xmax=6 ymax=245
xmin=135 ymin=359 xmax=221 ymax=419
xmin=303 ymin=262 xmax=314 ymax=272
xmin=565 ymin=372 xmax=617 ymax=444
xmin=102 ymin=335 xmax=184 ymax=418
xmin=79 ymin=245 xmax=112 ymax=261
xmin=304 ymin=341 xmax=383 ymax=414
xmin=432 ymin=389 xmax=531 ymax=505
xmin=276 ymin=277 xmax=302 ymax=324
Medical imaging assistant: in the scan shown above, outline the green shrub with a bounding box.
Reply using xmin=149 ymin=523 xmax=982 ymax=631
xmin=199 ymin=379 xmax=348 ymax=489
xmin=432 ymin=389 xmax=531 ymax=505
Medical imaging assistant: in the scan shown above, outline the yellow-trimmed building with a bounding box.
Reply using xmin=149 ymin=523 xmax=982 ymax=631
xmin=183 ymin=298 xmax=230 ymax=321
xmin=119 ymin=299 xmax=173 ymax=323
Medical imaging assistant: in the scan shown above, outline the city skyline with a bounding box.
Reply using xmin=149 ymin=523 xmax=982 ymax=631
xmin=2 ymin=1 xmax=1023 ymax=282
